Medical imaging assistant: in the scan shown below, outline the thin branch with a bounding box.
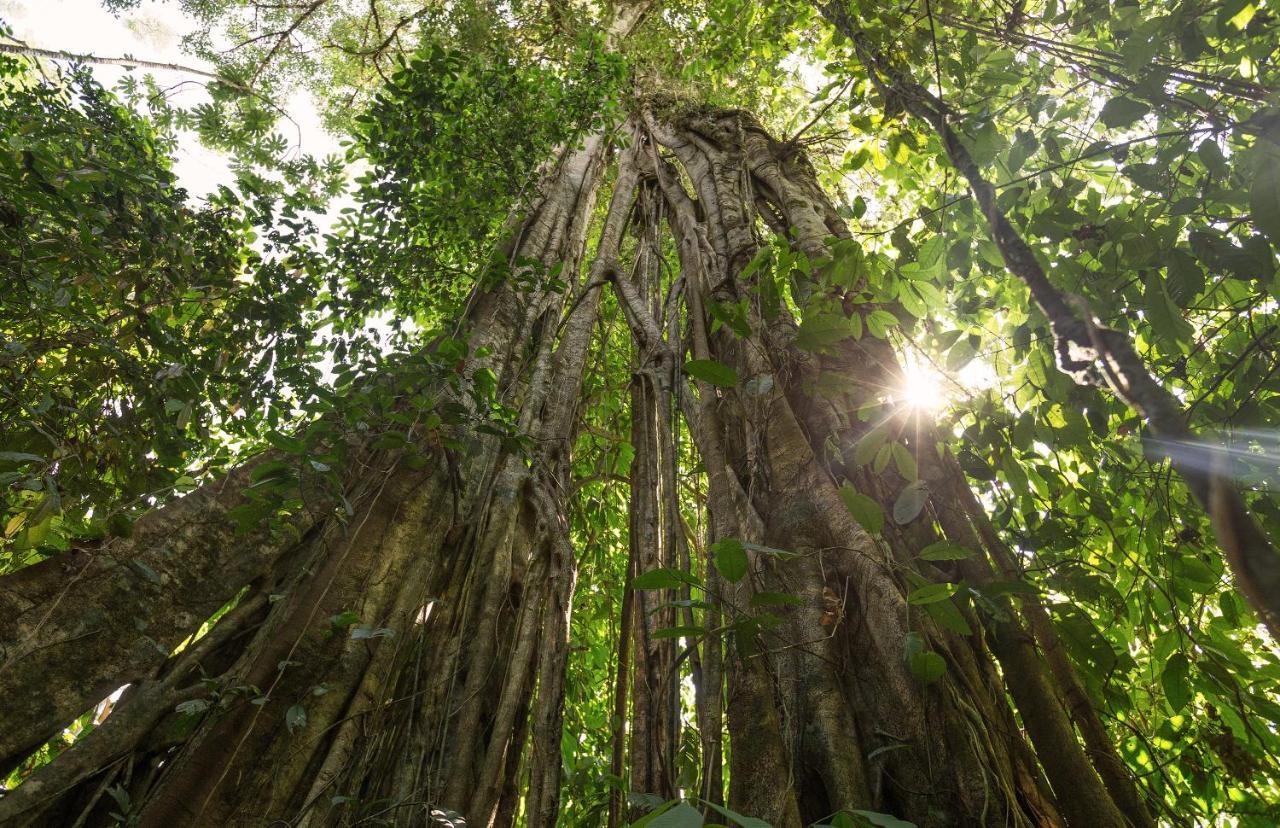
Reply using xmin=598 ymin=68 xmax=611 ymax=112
xmin=0 ymin=40 xmax=248 ymax=93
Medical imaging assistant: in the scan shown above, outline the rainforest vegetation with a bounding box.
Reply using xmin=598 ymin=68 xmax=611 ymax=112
xmin=2 ymin=0 xmax=1280 ymax=824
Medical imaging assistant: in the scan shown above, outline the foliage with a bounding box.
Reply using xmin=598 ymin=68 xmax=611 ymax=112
xmin=0 ymin=46 xmax=327 ymax=565
xmin=5 ymin=0 xmax=1280 ymax=823
xmin=326 ymin=26 xmax=627 ymax=327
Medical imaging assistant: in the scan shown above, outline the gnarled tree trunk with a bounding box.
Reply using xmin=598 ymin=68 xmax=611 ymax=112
xmin=603 ymin=100 xmax=1149 ymax=826
xmin=0 ymin=121 xmax=621 ymax=828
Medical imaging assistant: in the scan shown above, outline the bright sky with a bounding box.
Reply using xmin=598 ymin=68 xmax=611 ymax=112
xmin=1 ymin=0 xmax=383 ymax=387
xmin=0 ymin=0 xmax=339 ymax=199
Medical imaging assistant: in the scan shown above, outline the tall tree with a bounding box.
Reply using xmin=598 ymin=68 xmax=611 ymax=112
xmin=3 ymin=0 xmax=1280 ymax=825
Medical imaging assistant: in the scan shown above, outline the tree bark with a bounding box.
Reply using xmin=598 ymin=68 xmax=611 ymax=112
xmin=0 ymin=125 xmax=615 ymax=828
xmin=611 ymin=100 xmax=1145 ymax=826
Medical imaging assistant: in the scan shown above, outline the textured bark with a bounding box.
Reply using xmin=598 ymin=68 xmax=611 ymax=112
xmin=616 ymin=101 xmax=1143 ymax=827
xmin=0 ymin=124 xmax=615 ymax=827
xmin=0 ymin=447 xmax=340 ymax=773
xmin=626 ymin=179 xmax=681 ymax=807
xmin=741 ymin=108 xmax=1138 ymax=827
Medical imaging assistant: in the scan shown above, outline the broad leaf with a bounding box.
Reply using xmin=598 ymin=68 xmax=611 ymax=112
xmin=892 ymin=481 xmax=929 ymax=524
xmin=712 ymin=538 xmax=749 ymax=583
xmin=840 ymin=483 xmax=885 ymax=534
xmin=685 ymin=359 xmax=739 ymax=388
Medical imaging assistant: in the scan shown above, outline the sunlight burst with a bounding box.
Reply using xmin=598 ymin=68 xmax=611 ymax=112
xmin=895 ymin=360 xmax=948 ymax=413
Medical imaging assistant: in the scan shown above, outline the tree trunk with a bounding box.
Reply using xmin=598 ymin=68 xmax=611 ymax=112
xmin=2 ymin=17 xmax=1164 ymax=823
xmin=606 ymin=100 xmax=1146 ymax=826
xmin=0 ymin=127 xmax=613 ymax=827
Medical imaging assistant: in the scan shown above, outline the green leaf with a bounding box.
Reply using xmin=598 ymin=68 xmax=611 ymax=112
xmin=852 ymin=809 xmax=918 ymax=828
xmin=919 ymin=541 xmax=974 ymax=561
xmin=796 ymin=312 xmax=854 ymax=351
xmin=1251 ymin=161 xmax=1280 ymax=246
xmin=945 ymin=338 xmax=977 ymax=372
xmin=1006 ymin=129 xmax=1038 ymax=173
xmin=712 ymin=538 xmax=749 ymax=583
xmin=0 ymin=452 xmax=44 ymax=464
xmin=866 ymin=309 xmax=899 ymax=339
xmin=1173 ymin=556 xmax=1218 ymax=591
xmin=923 ymin=595 xmax=973 ymax=636
xmin=840 ymin=484 xmax=884 ymax=534
xmin=646 ymin=802 xmax=704 ymax=828
xmin=250 ymin=460 xmax=295 ymax=485
xmin=684 ymin=359 xmax=739 ymax=388
xmin=1099 ymin=96 xmax=1150 ymax=128
xmin=702 ymin=799 xmax=773 ymax=827
xmin=1162 ymin=653 xmax=1192 ymax=712
xmin=1196 ymin=139 xmax=1228 ymax=178
xmin=1165 ymin=249 xmax=1205 ymax=307
xmin=963 ymin=120 xmax=1006 ymax=167
xmin=892 ymin=480 xmax=929 ymax=524
xmin=1143 ymin=272 xmax=1193 ymax=351
xmin=907 ymin=649 xmax=946 ymax=683
xmin=907 ymin=582 xmax=959 ymax=605
xmin=285 ymin=704 xmax=307 ymax=733
xmin=329 ymin=610 xmax=360 ymax=629
xmin=853 ymin=424 xmax=889 ymax=467
xmin=891 ymin=443 xmax=918 ymax=481
xmin=634 ymin=567 xmax=700 ymax=590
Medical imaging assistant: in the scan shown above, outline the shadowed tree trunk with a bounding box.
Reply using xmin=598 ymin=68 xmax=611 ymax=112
xmin=0 ymin=3 xmax=657 ymax=818
xmin=601 ymin=100 xmax=1151 ymax=826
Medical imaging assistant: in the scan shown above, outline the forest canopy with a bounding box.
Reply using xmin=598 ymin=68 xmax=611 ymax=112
xmin=1 ymin=0 xmax=1280 ymax=825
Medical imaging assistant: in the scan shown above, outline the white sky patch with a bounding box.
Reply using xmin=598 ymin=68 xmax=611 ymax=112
xmin=0 ymin=0 xmax=342 ymax=200
xmin=2 ymin=0 xmax=394 ymax=390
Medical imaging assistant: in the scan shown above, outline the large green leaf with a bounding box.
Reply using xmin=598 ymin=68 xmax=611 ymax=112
xmin=1099 ymin=96 xmax=1150 ymax=128
xmin=1251 ymin=161 xmax=1280 ymax=246
xmin=1162 ymin=653 xmax=1193 ymax=712
xmin=852 ymin=810 xmax=918 ymax=828
xmin=892 ymin=481 xmax=930 ymax=524
xmin=684 ymin=359 xmax=739 ymax=388
xmin=712 ymin=538 xmax=749 ymax=583
xmin=796 ymin=312 xmax=855 ymax=351
xmin=840 ymin=484 xmax=885 ymax=534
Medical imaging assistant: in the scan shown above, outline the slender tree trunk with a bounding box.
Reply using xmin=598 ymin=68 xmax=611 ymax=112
xmin=625 ymin=173 xmax=682 ymax=808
